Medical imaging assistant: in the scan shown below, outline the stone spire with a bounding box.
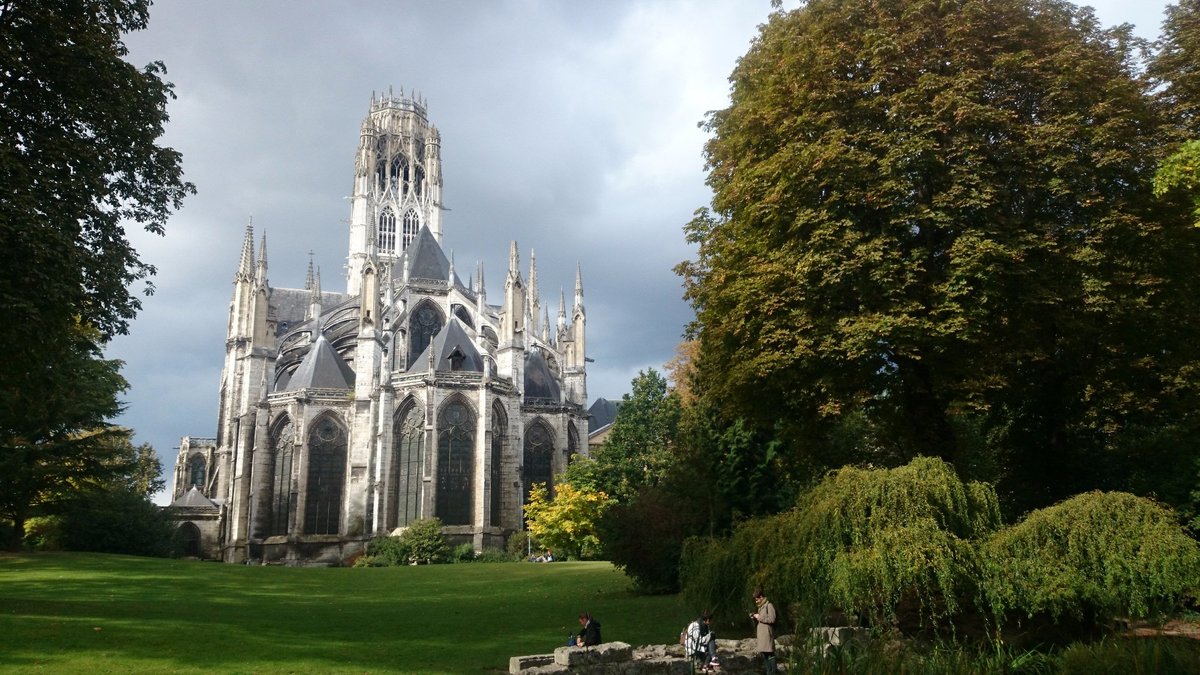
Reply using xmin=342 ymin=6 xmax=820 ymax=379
xmin=528 ymin=248 xmax=540 ymax=337
xmin=235 ymin=218 xmax=254 ymax=283
xmin=254 ymin=232 xmax=268 ymax=286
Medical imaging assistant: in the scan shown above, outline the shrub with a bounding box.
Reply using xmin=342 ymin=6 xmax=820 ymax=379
xmin=681 ymin=457 xmax=1002 ymax=631
xmin=363 ymin=517 xmax=449 ymax=566
xmin=365 ymin=534 xmax=412 ymax=566
xmin=980 ymin=491 xmax=1200 ymax=624
xmin=506 ymin=530 xmax=536 ymax=560
xmin=57 ymin=489 xmax=174 ymax=557
xmin=473 ymin=547 xmax=514 ymax=563
xmin=451 ymin=542 xmax=476 ymax=563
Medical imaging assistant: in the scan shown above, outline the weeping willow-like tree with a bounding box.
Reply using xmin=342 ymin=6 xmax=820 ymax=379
xmin=680 ymin=459 xmax=1200 ymax=637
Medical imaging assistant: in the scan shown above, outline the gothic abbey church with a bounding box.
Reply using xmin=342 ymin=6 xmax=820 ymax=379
xmin=168 ymin=92 xmax=591 ymax=563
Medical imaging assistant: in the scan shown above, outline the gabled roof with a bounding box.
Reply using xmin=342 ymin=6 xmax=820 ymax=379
xmin=406 ymin=317 xmax=485 ymax=373
xmin=524 ymin=349 xmax=561 ymax=403
xmin=281 ymin=332 xmax=355 ymax=391
xmin=170 ymin=486 xmax=219 ymax=511
xmin=407 ymin=225 xmax=463 ymax=286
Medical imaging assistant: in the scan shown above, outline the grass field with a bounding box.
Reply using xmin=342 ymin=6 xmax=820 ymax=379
xmin=0 ymin=552 xmax=700 ymax=674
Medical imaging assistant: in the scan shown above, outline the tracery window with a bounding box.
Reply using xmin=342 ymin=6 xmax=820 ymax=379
xmin=436 ymin=399 xmax=475 ymax=526
xmin=402 ymin=208 xmax=420 ymax=250
xmin=304 ymin=415 xmax=347 ymax=535
xmin=490 ymin=402 xmax=506 ymax=527
xmin=523 ymin=420 xmax=554 ymax=507
xmin=188 ymin=454 xmax=206 ymax=488
xmin=378 ymin=207 xmax=397 ymax=254
xmin=268 ymin=418 xmax=294 ymax=536
xmin=390 ymin=153 xmax=409 ymax=194
xmin=408 ymin=302 xmax=443 ymax=365
xmin=391 ymin=402 xmax=423 ymax=528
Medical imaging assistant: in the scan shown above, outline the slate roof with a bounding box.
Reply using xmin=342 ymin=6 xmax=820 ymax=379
xmin=272 ymin=288 xmax=352 ymax=332
xmin=407 ymin=225 xmax=464 ymax=287
xmin=588 ymin=397 xmax=620 ymax=433
xmin=524 ymin=349 xmax=561 ymax=402
xmin=170 ymin=486 xmax=219 ymax=511
xmin=282 ymin=332 xmax=355 ymax=391
xmin=406 ymin=317 xmax=485 ymax=373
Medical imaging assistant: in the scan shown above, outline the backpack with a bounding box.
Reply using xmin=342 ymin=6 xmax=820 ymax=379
xmin=683 ymin=619 xmax=710 ymax=656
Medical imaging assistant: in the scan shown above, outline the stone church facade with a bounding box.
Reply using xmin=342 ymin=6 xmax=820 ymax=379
xmin=168 ymin=92 xmax=590 ymax=564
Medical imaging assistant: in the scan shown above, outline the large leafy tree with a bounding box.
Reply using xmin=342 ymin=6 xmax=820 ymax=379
xmin=0 ymin=0 xmax=191 ymax=546
xmin=678 ymin=0 xmax=1200 ymax=515
xmin=566 ymin=369 xmax=681 ymax=502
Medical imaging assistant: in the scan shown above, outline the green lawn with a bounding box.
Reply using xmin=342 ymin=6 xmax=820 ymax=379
xmin=0 ymin=553 xmax=694 ymax=674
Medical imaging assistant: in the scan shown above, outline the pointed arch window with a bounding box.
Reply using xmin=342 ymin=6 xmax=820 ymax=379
xmin=304 ymin=415 xmax=347 ymax=535
xmin=375 ymin=152 xmax=387 ymax=192
xmin=268 ymin=418 xmax=295 ymax=537
xmin=414 ymin=164 xmax=426 ymax=198
xmin=391 ymin=153 xmax=409 ymax=194
xmin=523 ymin=420 xmax=554 ymax=507
xmin=391 ymin=403 xmax=424 ymax=528
xmin=436 ymin=399 xmax=475 ymax=526
xmin=402 ymin=209 xmax=420 ymax=250
xmin=188 ymin=454 xmax=206 ymax=489
xmin=378 ymin=207 xmax=397 ymax=254
xmin=490 ymin=402 xmax=506 ymax=527
xmin=567 ymin=422 xmax=579 ymax=465
xmin=408 ymin=302 xmax=443 ymax=366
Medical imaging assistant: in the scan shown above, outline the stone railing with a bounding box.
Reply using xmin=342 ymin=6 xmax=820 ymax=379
xmin=509 ymin=628 xmax=869 ymax=674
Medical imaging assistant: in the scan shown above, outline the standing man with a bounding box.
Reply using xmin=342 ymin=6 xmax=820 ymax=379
xmin=750 ymin=588 xmax=776 ymax=673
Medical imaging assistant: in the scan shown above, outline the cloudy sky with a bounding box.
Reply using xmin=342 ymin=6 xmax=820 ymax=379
xmin=111 ymin=0 xmax=1171 ymax=503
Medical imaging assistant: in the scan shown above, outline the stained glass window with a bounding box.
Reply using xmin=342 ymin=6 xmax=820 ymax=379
xmin=188 ymin=454 xmax=206 ymax=489
xmin=436 ymin=399 xmax=475 ymax=526
xmin=269 ymin=419 xmax=294 ymax=536
xmin=523 ymin=421 xmax=553 ymax=506
xmin=408 ymin=303 xmax=442 ymax=365
xmin=490 ymin=402 xmax=506 ymax=527
xmin=392 ymin=403 xmax=423 ymax=528
xmin=304 ymin=416 xmax=346 ymax=535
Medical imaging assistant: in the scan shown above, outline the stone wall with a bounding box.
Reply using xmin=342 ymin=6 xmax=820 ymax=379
xmin=509 ymin=636 xmax=793 ymax=674
xmin=509 ymin=628 xmax=870 ymax=674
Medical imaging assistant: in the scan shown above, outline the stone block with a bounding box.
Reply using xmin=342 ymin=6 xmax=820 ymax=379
xmin=554 ymin=641 xmax=633 ymax=667
xmin=510 ymin=653 xmax=555 ymax=673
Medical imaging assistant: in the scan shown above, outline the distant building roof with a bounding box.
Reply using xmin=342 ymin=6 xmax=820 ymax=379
xmin=587 ymin=397 xmax=620 ymax=435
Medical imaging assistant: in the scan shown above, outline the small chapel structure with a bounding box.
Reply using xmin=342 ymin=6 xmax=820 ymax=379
xmin=168 ymin=91 xmax=590 ymax=564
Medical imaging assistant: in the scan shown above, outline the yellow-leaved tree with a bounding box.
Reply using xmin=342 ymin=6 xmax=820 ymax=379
xmin=524 ymin=482 xmax=612 ymax=560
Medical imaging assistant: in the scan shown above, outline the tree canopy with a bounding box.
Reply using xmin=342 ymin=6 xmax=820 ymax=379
xmin=677 ymin=0 xmax=1200 ymax=515
xmin=0 ymin=0 xmax=191 ymax=546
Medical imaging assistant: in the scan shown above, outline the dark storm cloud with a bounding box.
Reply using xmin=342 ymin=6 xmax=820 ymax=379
xmin=107 ymin=0 xmax=1165 ymax=502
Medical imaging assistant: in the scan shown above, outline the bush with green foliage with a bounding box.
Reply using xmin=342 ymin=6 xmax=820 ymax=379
xmin=358 ymin=517 xmax=449 ymax=567
xmin=506 ymin=530 xmax=537 ymax=560
xmin=56 ymin=489 xmax=174 ymax=557
xmin=682 ymin=457 xmax=1003 ymax=631
xmin=980 ymin=491 xmax=1200 ymax=623
xmin=451 ymin=542 xmax=476 ymax=563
